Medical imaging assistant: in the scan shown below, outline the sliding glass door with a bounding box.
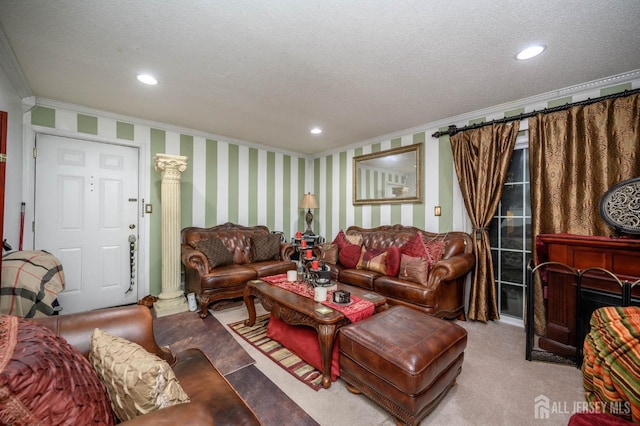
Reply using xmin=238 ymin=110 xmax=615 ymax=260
xmin=489 ymin=145 xmax=531 ymax=324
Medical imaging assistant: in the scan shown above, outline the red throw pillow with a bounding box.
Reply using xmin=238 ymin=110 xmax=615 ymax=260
xmin=400 ymin=232 xmax=429 ymax=258
xmin=338 ymin=243 xmax=362 ymax=269
xmin=385 ymin=246 xmax=401 ymax=276
xmin=332 ymin=230 xmax=348 ymax=249
xmin=0 ymin=315 xmax=115 ymax=425
xmin=424 ymin=239 xmax=446 ymax=268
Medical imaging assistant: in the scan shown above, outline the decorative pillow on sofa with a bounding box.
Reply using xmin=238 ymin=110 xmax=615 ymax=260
xmin=400 ymin=232 xmax=429 ymax=258
xmin=346 ymin=233 xmax=363 ymax=246
xmin=421 ymin=236 xmax=446 ymax=268
xmin=89 ymin=329 xmax=190 ymax=422
xmin=318 ymin=243 xmax=339 ymax=264
xmin=331 ymin=230 xmax=347 ymax=248
xmin=251 ymin=233 xmax=282 ymax=262
xmin=332 ymin=230 xmax=363 ymax=249
xmin=0 ymin=315 xmax=115 ymax=425
xmin=193 ymin=237 xmax=234 ymax=268
xmin=338 ymin=243 xmax=362 ymax=269
xmin=385 ymin=246 xmax=402 ymax=276
xmin=356 ymin=247 xmax=388 ymax=275
xmin=399 ymin=253 xmax=429 ymax=286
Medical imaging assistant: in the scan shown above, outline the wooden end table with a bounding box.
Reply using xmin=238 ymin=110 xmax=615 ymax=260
xmin=243 ymin=279 xmax=387 ymax=389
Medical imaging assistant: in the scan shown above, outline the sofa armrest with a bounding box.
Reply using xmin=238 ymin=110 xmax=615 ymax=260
xmin=181 ymin=244 xmax=211 ymax=276
xmin=120 ymin=401 xmax=214 ymax=425
xmin=33 ymin=305 xmax=175 ymax=365
xmin=427 ymin=253 xmax=475 ymax=289
xmin=280 ymin=242 xmax=295 ymax=261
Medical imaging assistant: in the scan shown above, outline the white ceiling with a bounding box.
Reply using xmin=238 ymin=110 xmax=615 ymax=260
xmin=1 ymin=1 xmax=639 ymax=155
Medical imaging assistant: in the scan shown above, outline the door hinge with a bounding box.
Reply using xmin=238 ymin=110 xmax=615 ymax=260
xmin=33 ymin=147 xmax=37 ymax=158
xmin=32 ymin=221 xmax=35 ymax=232
xmin=0 ymin=153 xmax=6 ymax=163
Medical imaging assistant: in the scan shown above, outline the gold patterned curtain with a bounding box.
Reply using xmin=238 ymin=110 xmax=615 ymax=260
xmin=451 ymin=122 xmax=520 ymax=321
xmin=529 ymin=92 xmax=640 ymax=334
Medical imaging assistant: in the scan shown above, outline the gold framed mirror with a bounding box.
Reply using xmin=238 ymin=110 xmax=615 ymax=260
xmin=353 ymin=143 xmax=422 ymax=205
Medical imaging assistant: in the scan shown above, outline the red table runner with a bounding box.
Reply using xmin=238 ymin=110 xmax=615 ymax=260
xmin=261 ymin=273 xmax=375 ymax=323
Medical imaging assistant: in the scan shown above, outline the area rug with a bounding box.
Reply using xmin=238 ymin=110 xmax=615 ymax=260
xmin=228 ymin=314 xmax=324 ymax=390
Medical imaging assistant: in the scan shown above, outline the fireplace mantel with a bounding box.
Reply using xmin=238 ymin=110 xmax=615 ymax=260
xmin=536 ymin=233 xmax=640 ymax=357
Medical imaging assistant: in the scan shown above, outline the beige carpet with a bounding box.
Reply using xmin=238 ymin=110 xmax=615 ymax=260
xmin=211 ymin=304 xmax=585 ymax=426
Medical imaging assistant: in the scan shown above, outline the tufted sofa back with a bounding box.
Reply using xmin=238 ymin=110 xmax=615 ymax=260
xmin=345 ymin=225 xmax=472 ymax=260
xmin=181 ymin=222 xmax=271 ymax=265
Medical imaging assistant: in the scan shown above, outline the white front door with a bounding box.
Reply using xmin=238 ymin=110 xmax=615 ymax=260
xmin=34 ymin=134 xmax=140 ymax=314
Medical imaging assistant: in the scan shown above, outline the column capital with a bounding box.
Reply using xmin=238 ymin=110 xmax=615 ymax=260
xmin=154 ymin=153 xmax=188 ymax=175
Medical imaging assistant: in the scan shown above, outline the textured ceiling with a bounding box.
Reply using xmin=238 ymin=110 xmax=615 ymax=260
xmin=1 ymin=1 xmax=639 ymax=155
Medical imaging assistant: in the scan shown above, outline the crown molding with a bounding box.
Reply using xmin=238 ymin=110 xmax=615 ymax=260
xmin=437 ymin=69 xmax=640 ymax=130
xmin=32 ymin=97 xmax=313 ymax=160
xmin=556 ymin=70 xmax=640 ymax=95
xmin=315 ymin=69 xmax=640 ymax=157
xmin=0 ymin=25 xmax=32 ymax=99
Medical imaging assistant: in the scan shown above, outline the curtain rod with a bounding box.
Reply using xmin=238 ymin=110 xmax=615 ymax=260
xmin=431 ymin=88 xmax=640 ymax=138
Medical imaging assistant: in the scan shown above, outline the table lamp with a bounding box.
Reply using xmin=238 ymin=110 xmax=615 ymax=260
xmin=300 ymin=192 xmax=318 ymax=235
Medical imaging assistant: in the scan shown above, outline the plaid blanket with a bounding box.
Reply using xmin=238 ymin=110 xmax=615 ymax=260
xmin=1 ymin=250 xmax=64 ymax=318
xmin=582 ymin=306 xmax=640 ymax=422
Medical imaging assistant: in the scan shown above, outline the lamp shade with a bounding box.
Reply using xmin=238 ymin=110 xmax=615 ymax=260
xmin=299 ymin=193 xmax=318 ymax=209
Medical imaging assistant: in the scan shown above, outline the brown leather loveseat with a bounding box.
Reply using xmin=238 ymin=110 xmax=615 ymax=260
xmin=317 ymin=225 xmax=474 ymax=320
xmin=34 ymin=305 xmax=260 ymax=425
xmin=181 ymin=222 xmax=296 ymax=317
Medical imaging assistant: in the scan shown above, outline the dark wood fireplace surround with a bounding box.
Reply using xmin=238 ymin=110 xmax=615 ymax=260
xmin=536 ymin=234 xmax=640 ymax=359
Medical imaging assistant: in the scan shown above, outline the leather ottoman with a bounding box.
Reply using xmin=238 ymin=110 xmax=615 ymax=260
xmin=338 ymin=305 xmax=467 ymax=425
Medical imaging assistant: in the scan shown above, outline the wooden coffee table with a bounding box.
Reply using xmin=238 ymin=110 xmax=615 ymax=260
xmin=243 ymin=279 xmax=387 ymax=389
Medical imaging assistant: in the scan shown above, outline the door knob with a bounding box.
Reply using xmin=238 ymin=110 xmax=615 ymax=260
xmin=129 ymin=224 xmax=136 ymax=229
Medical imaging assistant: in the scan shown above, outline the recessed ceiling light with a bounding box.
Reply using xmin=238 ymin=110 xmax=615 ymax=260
xmin=137 ymin=74 xmax=158 ymax=85
xmin=310 ymin=128 xmax=322 ymax=134
xmin=516 ymin=45 xmax=545 ymax=60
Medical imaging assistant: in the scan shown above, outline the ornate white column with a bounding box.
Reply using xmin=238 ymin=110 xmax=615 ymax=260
xmin=153 ymin=153 xmax=189 ymax=317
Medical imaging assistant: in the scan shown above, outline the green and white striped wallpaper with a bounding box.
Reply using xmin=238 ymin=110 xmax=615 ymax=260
xmin=30 ymin=106 xmax=312 ymax=295
xmin=313 ymin=132 xmax=436 ymax=243
xmin=26 ymin=79 xmax=637 ymax=296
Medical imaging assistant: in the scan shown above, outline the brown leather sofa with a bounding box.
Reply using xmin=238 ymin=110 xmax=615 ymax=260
xmin=318 ymin=225 xmax=474 ymax=320
xmin=181 ymin=222 xmax=296 ymax=317
xmin=35 ymin=305 xmax=261 ymax=425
